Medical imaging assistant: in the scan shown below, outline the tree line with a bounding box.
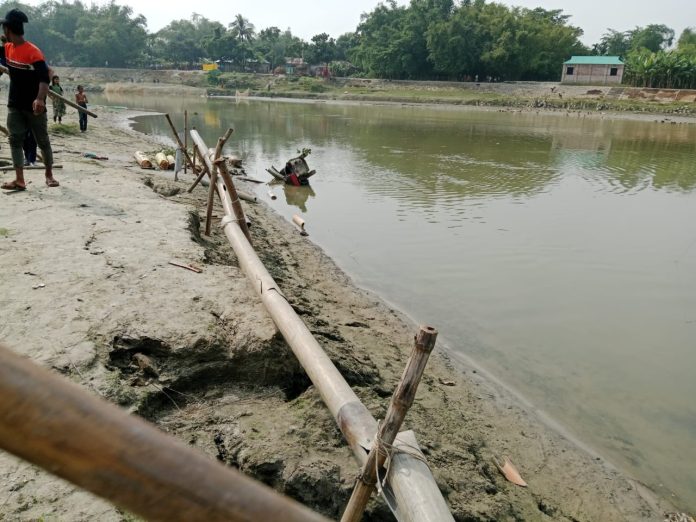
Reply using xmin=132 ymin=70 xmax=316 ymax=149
xmin=597 ymin=25 xmax=696 ymax=89
xmin=1 ymin=0 xmax=694 ymax=87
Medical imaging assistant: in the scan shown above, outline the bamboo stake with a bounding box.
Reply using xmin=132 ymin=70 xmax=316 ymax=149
xmin=0 ymin=344 xmax=328 ymax=522
xmin=184 ymin=110 xmax=188 ymax=175
xmin=341 ymin=326 xmax=438 ymax=522
xmin=164 ymin=114 xmax=196 ymax=176
xmin=188 ymin=148 xmax=210 ymax=192
xmin=216 ymin=156 xmax=253 ymax=245
xmin=205 ymin=137 xmax=224 ymax=236
xmin=192 ymin=127 xmax=197 ymax=173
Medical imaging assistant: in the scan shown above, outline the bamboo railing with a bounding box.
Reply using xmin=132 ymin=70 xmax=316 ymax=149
xmin=190 ymin=129 xmax=454 ymax=522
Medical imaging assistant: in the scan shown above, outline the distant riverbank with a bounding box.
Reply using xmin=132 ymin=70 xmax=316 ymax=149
xmin=56 ymin=66 xmax=696 ymax=118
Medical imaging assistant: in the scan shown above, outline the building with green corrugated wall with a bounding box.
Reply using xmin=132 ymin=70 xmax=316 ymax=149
xmin=561 ymin=56 xmax=625 ymax=85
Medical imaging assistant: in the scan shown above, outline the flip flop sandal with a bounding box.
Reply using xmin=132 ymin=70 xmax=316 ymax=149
xmin=45 ymin=179 xmax=60 ymax=187
xmin=1 ymin=181 xmax=27 ymax=191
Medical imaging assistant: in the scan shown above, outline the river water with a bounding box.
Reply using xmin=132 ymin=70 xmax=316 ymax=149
xmin=98 ymin=93 xmax=696 ymax=510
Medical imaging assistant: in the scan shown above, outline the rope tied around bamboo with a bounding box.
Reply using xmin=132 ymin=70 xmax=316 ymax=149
xmin=371 ymin=423 xmax=433 ymax=499
xmin=340 ymin=325 xmax=439 ymax=522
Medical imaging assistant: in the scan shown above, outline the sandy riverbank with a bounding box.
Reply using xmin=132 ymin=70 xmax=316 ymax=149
xmin=0 ymin=107 xmax=685 ymax=521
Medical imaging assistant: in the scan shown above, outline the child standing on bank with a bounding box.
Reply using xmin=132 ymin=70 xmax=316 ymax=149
xmin=49 ymin=75 xmax=65 ymax=123
xmin=75 ymin=84 xmax=88 ymax=132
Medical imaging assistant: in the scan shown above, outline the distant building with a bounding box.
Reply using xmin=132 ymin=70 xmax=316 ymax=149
xmin=562 ymin=56 xmax=624 ymax=85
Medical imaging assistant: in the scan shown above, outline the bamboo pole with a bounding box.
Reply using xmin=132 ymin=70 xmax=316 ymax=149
xmin=133 ymin=151 xmax=152 ymax=169
xmin=0 ymin=165 xmax=62 ymax=171
xmin=192 ymin=127 xmax=197 ymax=173
xmin=188 ymin=148 xmax=210 ymax=192
xmin=155 ymin=152 xmax=170 ymax=170
xmin=0 ymin=64 xmax=96 ymax=117
xmin=216 ymin=155 xmax=253 ymax=245
xmin=205 ymin=137 xmax=224 ymax=236
xmin=48 ymin=89 xmax=98 ymax=118
xmin=237 ymin=191 xmax=257 ymax=203
xmin=341 ymin=326 xmax=438 ymax=522
xmin=194 ymin=125 xmax=453 ymax=521
xmin=164 ymin=114 xmax=196 ymax=175
xmin=0 ymin=344 xmax=329 ymax=522
xmin=187 ymin=129 xmax=233 ymax=193
xmin=184 ymin=110 xmax=188 ymax=175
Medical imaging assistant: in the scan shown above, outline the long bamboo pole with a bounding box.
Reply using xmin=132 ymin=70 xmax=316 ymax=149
xmin=216 ymin=156 xmax=253 ymax=245
xmin=0 ymin=64 xmax=96 ymax=117
xmin=341 ymin=326 xmax=438 ymax=522
xmin=47 ymin=89 xmax=98 ymax=118
xmin=0 ymin=344 xmax=329 ymax=522
xmin=205 ymin=137 xmax=224 ymax=236
xmin=193 ymin=130 xmax=454 ymax=521
xmin=184 ymin=110 xmax=188 ymax=175
xmin=0 ymin=165 xmax=63 ymax=171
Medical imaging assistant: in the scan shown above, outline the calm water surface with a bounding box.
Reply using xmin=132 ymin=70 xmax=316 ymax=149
xmin=98 ymin=94 xmax=696 ymax=510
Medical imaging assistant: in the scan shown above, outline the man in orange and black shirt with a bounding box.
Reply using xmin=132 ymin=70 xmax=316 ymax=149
xmin=0 ymin=9 xmax=58 ymax=190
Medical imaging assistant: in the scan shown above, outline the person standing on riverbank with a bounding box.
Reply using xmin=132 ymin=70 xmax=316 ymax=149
xmin=0 ymin=8 xmax=58 ymax=190
xmin=75 ymin=85 xmax=88 ymax=132
xmin=49 ymin=75 xmax=65 ymax=123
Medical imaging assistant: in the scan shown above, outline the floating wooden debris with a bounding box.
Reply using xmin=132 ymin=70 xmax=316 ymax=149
xmin=237 ymin=191 xmax=257 ymax=203
xmin=292 ymin=214 xmax=308 ymax=236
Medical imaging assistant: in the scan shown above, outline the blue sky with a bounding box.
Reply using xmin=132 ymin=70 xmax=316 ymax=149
xmin=20 ymin=0 xmax=696 ymax=46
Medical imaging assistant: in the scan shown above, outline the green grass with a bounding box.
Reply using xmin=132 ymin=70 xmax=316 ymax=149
xmin=50 ymin=123 xmax=80 ymax=135
xmin=0 ymin=228 xmax=10 ymax=237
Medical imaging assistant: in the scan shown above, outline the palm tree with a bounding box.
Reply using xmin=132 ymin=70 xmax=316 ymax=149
xmin=229 ymin=14 xmax=255 ymax=43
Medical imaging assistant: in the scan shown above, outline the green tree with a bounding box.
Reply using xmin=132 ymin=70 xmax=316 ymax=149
xmin=593 ymin=29 xmax=631 ymax=56
xmin=335 ymin=32 xmax=358 ymax=61
xmin=630 ymin=24 xmax=674 ymax=53
xmin=677 ymin=27 xmax=696 ymax=53
xmin=229 ymin=14 xmax=255 ymax=43
xmin=351 ymin=0 xmax=410 ymax=78
xmin=306 ymin=33 xmax=336 ymax=64
xmin=73 ymin=1 xmax=147 ymax=67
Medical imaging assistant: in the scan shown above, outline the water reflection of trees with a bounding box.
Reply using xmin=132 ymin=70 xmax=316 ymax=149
xmin=552 ymin=121 xmax=696 ymax=193
xmin=124 ymin=95 xmax=696 ymax=198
